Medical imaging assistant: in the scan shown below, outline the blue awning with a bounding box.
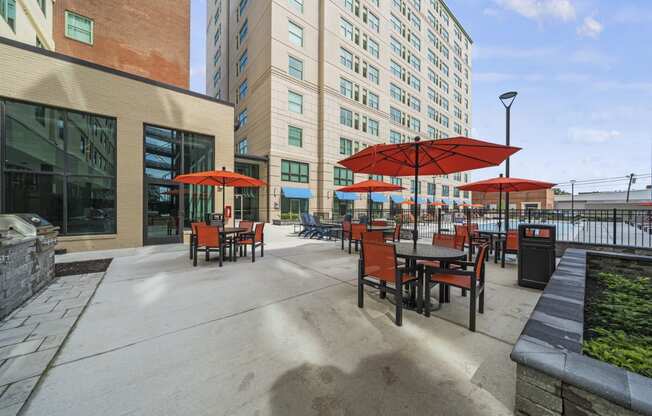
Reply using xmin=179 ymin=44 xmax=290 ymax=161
xmin=442 ymin=199 xmax=452 ymax=206
xmin=391 ymin=195 xmax=405 ymax=203
xmin=282 ymin=187 xmax=313 ymax=199
xmin=416 ymin=196 xmax=428 ymax=204
xmin=335 ymin=191 xmax=357 ymax=201
xmin=370 ymin=193 xmax=388 ymax=203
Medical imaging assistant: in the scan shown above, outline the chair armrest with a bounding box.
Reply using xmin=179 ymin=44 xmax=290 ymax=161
xmin=423 ymin=267 xmax=474 ymax=277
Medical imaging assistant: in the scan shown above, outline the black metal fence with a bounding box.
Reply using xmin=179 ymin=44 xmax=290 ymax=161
xmin=312 ymin=208 xmax=652 ymax=248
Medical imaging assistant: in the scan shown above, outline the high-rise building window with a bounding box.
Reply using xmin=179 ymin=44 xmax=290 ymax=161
xmin=427 ymin=183 xmax=436 ymax=195
xmin=238 ymin=50 xmax=248 ymax=74
xmin=289 ymin=0 xmax=303 ymax=13
xmin=367 ymin=38 xmax=379 ymax=59
xmin=340 ymin=18 xmax=353 ymax=41
xmin=239 ymin=19 xmax=249 ymax=44
xmin=237 ymin=138 xmax=248 ymax=154
xmin=288 ymin=56 xmax=303 ymax=80
xmin=339 ymin=78 xmax=353 ymax=99
xmin=288 ymin=21 xmax=304 ymax=47
xmin=238 ymin=80 xmax=249 ymax=101
xmin=340 ymin=48 xmax=353 ymax=69
xmin=368 ymin=92 xmax=379 ymax=110
xmin=288 ymin=126 xmax=303 ymax=147
xmin=238 ymin=109 xmax=248 ymax=128
xmin=441 ymin=185 xmax=450 ymax=196
xmin=334 ymin=167 xmax=354 ymax=186
xmin=65 ymin=10 xmax=94 ymax=45
xmin=368 ymin=12 xmax=379 ymax=32
xmin=288 ymin=91 xmax=303 ymax=114
xmin=340 ymin=108 xmax=353 ymax=127
xmin=368 ymin=65 xmax=379 ymax=84
xmin=339 ymin=137 xmax=352 ymax=155
xmin=281 ymin=160 xmax=309 ymax=183
xmin=389 ymin=130 xmax=401 ymax=144
xmin=368 ymin=119 xmax=379 ymax=137
xmin=390 ymin=107 xmax=402 ymax=124
xmin=238 ymin=0 xmax=249 ymax=17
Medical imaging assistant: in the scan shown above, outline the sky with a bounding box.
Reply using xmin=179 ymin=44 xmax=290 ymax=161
xmin=189 ymin=0 xmax=652 ymax=194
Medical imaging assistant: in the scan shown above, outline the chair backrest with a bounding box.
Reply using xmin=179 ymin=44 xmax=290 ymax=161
xmin=361 ymin=240 xmax=398 ymax=282
xmin=432 ymin=233 xmax=455 ymax=248
xmin=254 ymin=222 xmax=265 ymax=242
xmin=506 ymin=230 xmax=518 ymax=250
xmin=342 ymin=220 xmax=351 ymax=237
xmin=351 ymin=224 xmax=367 ymax=240
xmin=371 ymin=220 xmax=387 ymax=226
xmin=191 ymin=222 xmax=203 ymax=235
xmin=362 ymin=231 xmax=384 ymax=242
xmin=239 ymin=220 xmax=253 ymax=232
xmin=454 ymin=224 xmax=469 ymax=238
xmin=393 ymin=223 xmax=401 ymax=241
xmin=453 ymin=233 xmax=466 ymax=251
xmin=196 ymin=224 xmax=220 ymax=247
xmin=473 ymin=244 xmax=489 ymax=281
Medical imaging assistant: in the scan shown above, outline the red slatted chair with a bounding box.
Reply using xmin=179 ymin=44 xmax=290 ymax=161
xmin=239 ymin=223 xmax=265 ymax=262
xmin=189 ymin=222 xmax=203 ymax=260
xmin=341 ymin=220 xmax=351 ymax=251
xmin=239 ymin=220 xmax=254 ymax=232
xmin=424 ymin=244 xmax=489 ymax=331
xmin=362 ymin=230 xmax=384 ymax=243
xmin=358 ymin=240 xmax=420 ymax=326
xmin=194 ymin=224 xmax=226 ymax=267
xmin=499 ymin=230 xmax=519 ymax=268
xmin=348 ymin=223 xmax=367 ymax=254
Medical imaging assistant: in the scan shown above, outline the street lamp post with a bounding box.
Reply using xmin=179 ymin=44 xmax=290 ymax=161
xmin=499 ymin=91 xmax=517 ymax=232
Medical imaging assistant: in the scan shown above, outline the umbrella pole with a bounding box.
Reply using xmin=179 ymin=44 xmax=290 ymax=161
xmin=497 ymin=184 xmax=502 ymax=232
xmin=413 ymin=139 xmax=420 ymax=249
xmin=368 ymin=191 xmax=372 ymax=226
xmin=222 ymin=182 xmax=226 ymax=224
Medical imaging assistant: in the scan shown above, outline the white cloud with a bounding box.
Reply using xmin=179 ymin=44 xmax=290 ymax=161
xmin=494 ymin=0 xmax=576 ymax=22
xmin=577 ymin=16 xmax=603 ymax=39
xmin=568 ymin=128 xmax=622 ymax=144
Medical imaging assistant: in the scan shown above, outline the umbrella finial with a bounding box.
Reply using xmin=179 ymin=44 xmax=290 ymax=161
xmin=414 ymin=136 xmax=421 ymax=142
xmin=222 ymin=166 xmax=226 ymax=171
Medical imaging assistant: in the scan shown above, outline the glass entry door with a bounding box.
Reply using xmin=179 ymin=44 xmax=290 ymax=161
xmin=145 ymin=183 xmax=181 ymax=244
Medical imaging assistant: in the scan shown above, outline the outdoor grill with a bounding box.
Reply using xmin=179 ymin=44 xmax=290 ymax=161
xmin=0 ymin=214 xmax=59 ymax=241
xmin=0 ymin=214 xmax=59 ymax=319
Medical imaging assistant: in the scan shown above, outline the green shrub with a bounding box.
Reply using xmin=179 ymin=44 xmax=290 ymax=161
xmin=584 ymin=272 xmax=652 ymax=377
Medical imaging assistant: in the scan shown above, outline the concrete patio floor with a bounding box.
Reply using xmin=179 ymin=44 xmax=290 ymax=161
xmin=21 ymin=226 xmax=541 ymax=416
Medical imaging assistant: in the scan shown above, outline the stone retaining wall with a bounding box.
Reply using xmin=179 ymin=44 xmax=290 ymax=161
xmin=0 ymin=238 xmax=56 ymax=319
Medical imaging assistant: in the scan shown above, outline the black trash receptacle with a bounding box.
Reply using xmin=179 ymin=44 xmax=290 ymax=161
xmin=518 ymin=224 xmax=556 ymax=289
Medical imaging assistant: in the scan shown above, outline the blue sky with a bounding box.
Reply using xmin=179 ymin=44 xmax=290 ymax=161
xmin=189 ymin=0 xmax=652 ymax=193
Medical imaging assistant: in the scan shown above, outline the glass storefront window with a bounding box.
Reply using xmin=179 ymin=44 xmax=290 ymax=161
xmin=281 ymin=197 xmax=308 ymax=221
xmin=1 ymin=99 xmax=116 ymax=235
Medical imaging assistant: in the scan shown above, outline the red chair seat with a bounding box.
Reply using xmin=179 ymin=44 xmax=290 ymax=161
xmin=430 ymin=273 xmax=477 ymax=289
xmin=366 ymin=272 xmax=416 ymax=283
xmin=240 ymin=238 xmax=254 ymax=245
xmin=419 ymin=260 xmax=461 ymax=269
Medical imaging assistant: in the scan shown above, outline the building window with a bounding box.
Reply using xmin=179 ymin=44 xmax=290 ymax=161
xmin=288 ymin=21 xmax=304 ymax=47
xmin=368 ymin=12 xmax=379 ymax=32
xmin=340 ymin=48 xmax=353 ymax=69
xmin=65 ymin=10 xmax=94 ymax=45
xmin=334 ymin=167 xmax=354 ymax=186
xmin=340 ymin=108 xmax=353 ymax=127
xmin=238 ymin=50 xmax=248 ymax=74
xmin=441 ymin=185 xmax=450 ymax=196
xmin=367 ymin=38 xmax=379 ymax=58
xmin=36 ymin=0 xmax=46 ymax=16
xmin=238 ymin=109 xmax=248 ymax=128
xmin=389 ymin=130 xmax=401 ymax=144
xmin=288 ymin=56 xmax=303 ymax=80
xmin=288 ymin=91 xmax=303 ymax=114
xmin=237 ymin=138 xmax=248 ymax=154
xmin=281 ymin=160 xmax=309 ymax=183
xmin=239 ymin=0 xmax=249 ymax=16
xmin=390 ymin=177 xmax=402 ymax=186
xmin=289 ymin=0 xmax=303 ymax=13
xmin=239 ymin=19 xmax=249 ymax=44
xmin=410 ymin=180 xmax=422 ymax=194
xmin=340 ymin=18 xmax=353 ymax=41
xmin=368 ymin=65 xmax=379 ymax=84
xmin=2 ymin=99 xmax=117 ymax=235
xmin=340 ymin=78 xmax=353 ymax=99
xmin=340 ymin=137 xmax=352 ymax=155
xmin=427 ymin=183 xmax=436 ymax=195
xmin=368 ymin=92 xmax=379 ymax=110
xmin=238 ymin=80 xmax=249 ymax=101
xmin=368 ymin=119 xmax=379 ymax=136
xmin=288 ymin=125 xmax=303 ymax=147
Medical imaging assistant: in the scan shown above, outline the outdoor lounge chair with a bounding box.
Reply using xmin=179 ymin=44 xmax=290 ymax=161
xmin=239 ymin=222 xmax=264 ymax=262
xmin=298 ymin=213 xmax=313 ymax=237
xmin=358 ymin=239 xmax=420 ymax=326
xmin=424 ymin=243 xmax=488 ymax=331
xmin=193 ymin=224 xmax=228 ymax=267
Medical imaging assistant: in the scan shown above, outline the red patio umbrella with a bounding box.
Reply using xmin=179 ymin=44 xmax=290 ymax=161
xmin=174 ymin=166 xmax=266 ymax=220
xmin=337 ymin=179 xmax=403 ymax=221
xmin=458 ymin=176 xmax=555 ymax=231
xmin=339 ymin=136 xmax=520 ymax=248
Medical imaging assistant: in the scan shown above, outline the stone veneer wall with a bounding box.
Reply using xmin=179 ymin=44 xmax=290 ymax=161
xmin=0 ymin=238 xmax=56 ymax=319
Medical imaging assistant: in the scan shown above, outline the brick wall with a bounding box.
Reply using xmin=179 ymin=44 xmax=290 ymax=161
xmin=53 ymin=0 xmax=190 ymax=88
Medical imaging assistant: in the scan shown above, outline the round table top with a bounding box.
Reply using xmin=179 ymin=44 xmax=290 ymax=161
xmin=368 ymin=225 xmax=395 ymax=232
xmin=394 ymin=242 xmax=466 ymax=261
xmin=222 ymin=227 xmax=249 ymax=234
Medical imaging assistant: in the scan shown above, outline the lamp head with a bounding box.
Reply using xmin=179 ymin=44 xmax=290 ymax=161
xmin=499 ymin=91 xmax=518 ymax=108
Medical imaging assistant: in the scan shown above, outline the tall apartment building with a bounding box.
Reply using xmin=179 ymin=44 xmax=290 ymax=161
xmin=52 ymin=0 xmax=191 ymax=88
xmin=0 ymin=0 xmax=55 ymax=49
xmin=207 ymin=0 xmax=473 ymax=221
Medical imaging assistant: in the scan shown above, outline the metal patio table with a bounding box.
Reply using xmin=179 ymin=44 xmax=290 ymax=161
xmin=393 ymin=242 xmax=466 ymax=313
xmin=221 ymin=227 xmax=248 ymax=262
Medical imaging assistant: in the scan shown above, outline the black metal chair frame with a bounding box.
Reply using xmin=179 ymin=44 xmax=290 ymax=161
xmin=193 ymin=231 xmax=229 ymax=268
xmin=357 ymin=242 xmax=421 ymax=326
xmin=423 ymin=244 xmax=488 ymax=331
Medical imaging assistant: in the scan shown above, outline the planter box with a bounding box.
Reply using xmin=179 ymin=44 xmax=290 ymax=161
xmin=510 ymin=249 xmax=652 ymax=416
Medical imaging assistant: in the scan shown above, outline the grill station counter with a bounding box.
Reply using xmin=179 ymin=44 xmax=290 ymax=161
xmin=0 ymin=214 xmax=59 ymax=318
